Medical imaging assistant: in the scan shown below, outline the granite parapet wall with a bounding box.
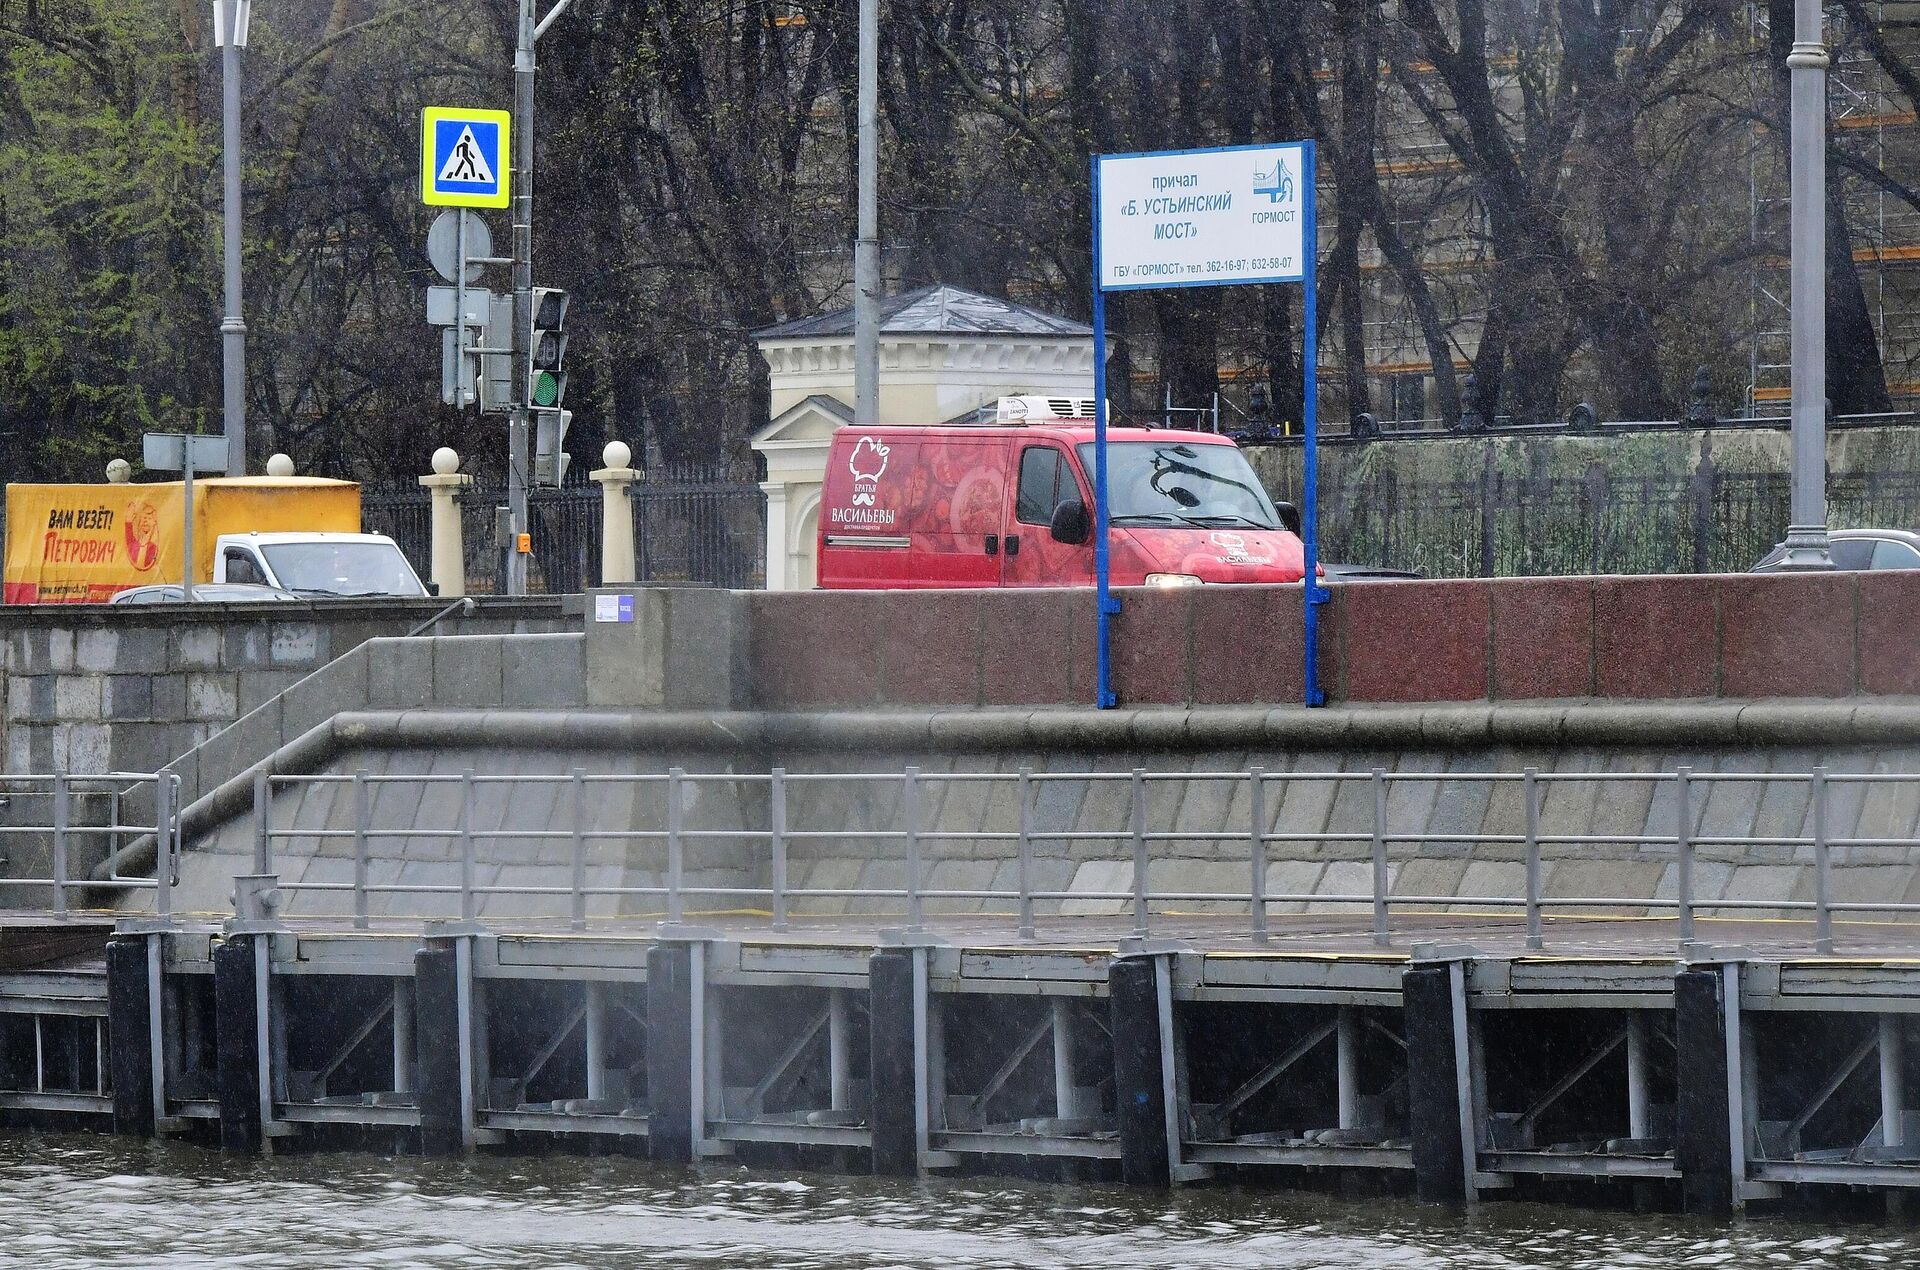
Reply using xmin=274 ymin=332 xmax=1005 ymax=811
xmin=744 ymin=571 xmax=1920 ymax=709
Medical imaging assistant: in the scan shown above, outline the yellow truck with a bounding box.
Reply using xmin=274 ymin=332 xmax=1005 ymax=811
xmin=3 ymin=477 xmax=426 ymax=604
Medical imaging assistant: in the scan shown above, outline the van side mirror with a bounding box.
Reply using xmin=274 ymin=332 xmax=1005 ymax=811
xmin=1050 ymin=499 xmax=1092 ymax=546
xmin=1276 ymin=501 xmax=1302 ymax=535
xmin=425 ymin=581 xmax=441 ymax=597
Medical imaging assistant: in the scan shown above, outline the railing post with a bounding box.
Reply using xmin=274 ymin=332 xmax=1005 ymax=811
xmin=1676 ymin=765 xmax=1694 ymax=944
xmin=154 ymin=776 xmax=175 ymax=922
xmin=1523 ymin=767 xmax=1542 ymax=951
xmin=459 ymin=769 xmax=476 ymax=924
xmin=252 ymin=767 xmax=271 ymax=875
xmin=770 ymin=767 xmax=789 ymax=932
xmin=352 ymin=770 xmax=370 ymax=931
xmin=1813 ymin=765 xmax=1833 ymax=955
xmin=667 ymin=767 xmax=685 ymax=926
xmin=1371 ymin=768 xmax=1389 ymax=947
xmin=570 ymin=767 xmax=588 ymax=931
xmin=50 ymin=773 xmax=68 ymax=920
xmin=1249 ymin=768 xmax=1268 ymax=943
xmin=1131 ymin=767 xmax=1149 ymax=938
xmin=1017 ymin=766 xmax=1035 ymax=941
xmin=904 ymin=766 xmax=924 ymax=933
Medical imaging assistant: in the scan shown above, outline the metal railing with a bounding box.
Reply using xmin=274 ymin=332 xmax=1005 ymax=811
xmin=0 ymin=772 xmax=182 ymax=919
xmin=241 ymin=764 xmax=1920 ymax=953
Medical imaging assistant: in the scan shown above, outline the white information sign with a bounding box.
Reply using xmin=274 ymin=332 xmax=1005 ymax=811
xmin=1096 ymin=142 xmax=1307 ymax=292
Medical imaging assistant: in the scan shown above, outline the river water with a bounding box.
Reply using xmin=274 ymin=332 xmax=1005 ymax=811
xmin=0 ymin=1134 xmax=1912 ymax=1269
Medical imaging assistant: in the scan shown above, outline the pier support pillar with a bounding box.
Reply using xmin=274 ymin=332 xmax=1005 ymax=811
xmin=1675 ymin=964 xmax=1746 ymax=1216
xmin=1404 ymin=959 xmax=1477 ymax=1203
xmin=868 ymin=948 xmax=918 ymax=1176
xmin=105 ymin=936 xmax=158 ymax=1136
xmin=1110 ymin=954 xmax=1173 ymax=1187
xmin=647 ymin=942 xmax=696 ymax=1164
xmin=212 ymin=934 xmax=265 ymax=1153
xmin=415 ymin=943 xmax=464 ymax=1154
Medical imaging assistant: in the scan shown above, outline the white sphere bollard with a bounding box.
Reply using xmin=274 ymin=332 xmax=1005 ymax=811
xmin=419 ymin=447 xmax=472 ymax=598
xmin=105 ymin=458 xmax=132 ymax=484
xmin=595 ymin=441 xmax=639 ymax=585
xmin=265 ymin=453 xmax=295 ymax=477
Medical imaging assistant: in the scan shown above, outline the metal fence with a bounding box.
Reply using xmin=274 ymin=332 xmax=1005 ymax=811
xmin=1323 ymin=465 xmax=1920 ymax=578
xmin=362 ymin=463 xmax=765 ymax=596
xmin=185 ymin=764 xmax=1920 ymax=955
xmin=0 ymin=772 xmax=181 ymax=918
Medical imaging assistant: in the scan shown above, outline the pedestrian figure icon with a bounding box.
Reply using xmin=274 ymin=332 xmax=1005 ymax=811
xmin=437 ymin=125 xmax=496 ymax=187
xmin=421 ymin=107 xmax=510 ymax=208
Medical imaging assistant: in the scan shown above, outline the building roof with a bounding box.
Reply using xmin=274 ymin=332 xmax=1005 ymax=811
xmin=751 ymin=284 xmax=1092 ymax=341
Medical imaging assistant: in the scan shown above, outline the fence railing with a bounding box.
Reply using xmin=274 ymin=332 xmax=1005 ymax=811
xmin=361 ymin=463 xmax=765 ymax=596
xmin=220 ymin=764 xmax=1920 ymax=954
xmin=0 ymin=773 xmax=181 ymax=919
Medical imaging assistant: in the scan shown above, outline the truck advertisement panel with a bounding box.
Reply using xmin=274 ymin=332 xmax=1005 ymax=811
xmin=3 ymin=478 xmax=361 ymax=603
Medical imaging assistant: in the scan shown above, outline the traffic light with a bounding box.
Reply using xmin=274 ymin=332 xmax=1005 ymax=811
xmin=529 ymin=287 xmax=569 ymax=409
xmin=534 ymin=408 xmax=572 ymax=485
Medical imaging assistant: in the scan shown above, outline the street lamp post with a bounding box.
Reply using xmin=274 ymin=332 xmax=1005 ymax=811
xmin=1776 ymin=0 xmax=1834 ymax=569
xmin=213 ymin=0 xmax=252 ymax=477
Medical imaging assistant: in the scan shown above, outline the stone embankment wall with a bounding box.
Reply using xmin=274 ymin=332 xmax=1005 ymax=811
xmin=0 ymin=598 xmax=569 ymax=776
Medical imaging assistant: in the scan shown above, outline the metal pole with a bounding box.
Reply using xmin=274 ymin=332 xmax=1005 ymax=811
xmin=252 ymin=767 xmax=270 ymax=875
xmin=459 ymin=769 xmax=476 ymax=924
xmin=770 ymin=767 xmax=789 ymax=932
xmin=904 ymin=766 xmax=923 ymax=933
xmin=1884 ymin=1015 xmax=1906 ymax=1149
xmin=1090 ymin=157 xmax=1117 ymax=709
xmin=584 ymin=981 xmax=607 ymax=1102
xmin=219 ymin=0 xmax=247 ymax=476
xmin=352 ymin=770 xmax=370 ymax=930
xmin=1523 ymin=767 xmax=1542 ymax=950
xmin=1676 ymin=766 xmax=1695 ymax=944
xmin=392 ymin=979 xmax=414 ymax=1095
xmin=1051 ymin=997 xmax=1078 ymax=1119
xmin=1249 ymin=769 xmax=1268 ymax=942
xmin=1370 ymin=768 xmax=1389 ymax=946
xmin=1336 ymin=1005 xmax=1359 ymax=1129
xmin=852 ymin=0 xmax=880 ymax=425
xmin=1017 ymin=766 xmax=1035 ymax=940
xmin=1627 ymin=1010 xmax=1651 ymax=1140
xmin=51 ymin=774 xmax=68 ymax=919
xmin=667 ymin=767 xmax=685 ymax=925
xmin=1130 ymin=767 xmax=1149 ymax=937
xmin=1813 ymin=766 xmax=1833 ymax=954
xmin=1301 ymin=140 xmax=1328 ymax=704
xmin=182 ymin=450 xmax=196 ymax=604
xmin=1777 ymin=0 xmax=1833 ymax=569
xmin=570 ymin=767 xmax=587 ymax=930
xmin=829 ymin=986 xmax=851 ymax=1112
xmin=507 ymin=0 xmax=536 ymax=595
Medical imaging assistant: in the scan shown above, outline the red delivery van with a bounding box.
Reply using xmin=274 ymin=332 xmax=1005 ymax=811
xmin=817 ymin=424 xmax=1306 ymax=589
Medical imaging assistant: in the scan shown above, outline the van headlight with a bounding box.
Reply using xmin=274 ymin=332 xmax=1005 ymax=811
xmin=1145 ymin=573 xmax=1203 ymax=588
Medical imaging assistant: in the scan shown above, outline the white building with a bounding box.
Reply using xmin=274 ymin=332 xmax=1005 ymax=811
xmin=750 ymin=284 xmax=1095 ymax=590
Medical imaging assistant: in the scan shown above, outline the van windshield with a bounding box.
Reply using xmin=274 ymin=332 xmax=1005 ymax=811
xmin=1075 ymin=441 xmax=1282 ymax=529
xmin=261 ymin=542 xmax=426 ymax=597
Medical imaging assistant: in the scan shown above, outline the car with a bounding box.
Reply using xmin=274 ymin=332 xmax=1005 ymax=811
xmin=109 ymin=583 xmax=302 ymax=604
xmin=1750 ymin=528 xmax=1920 ymax=573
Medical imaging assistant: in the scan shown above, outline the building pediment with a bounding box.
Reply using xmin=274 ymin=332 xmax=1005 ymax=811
xmin=751 ymin=394 xmax=853 ymax=449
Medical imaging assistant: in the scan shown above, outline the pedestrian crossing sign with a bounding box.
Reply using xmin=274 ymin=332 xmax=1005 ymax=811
xmin=421 ymin=106 xmax=511 ymax=208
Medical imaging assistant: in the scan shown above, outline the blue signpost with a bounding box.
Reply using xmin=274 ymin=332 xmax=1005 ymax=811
xmin=1091 ymin=141 xmax=1329 ymax=708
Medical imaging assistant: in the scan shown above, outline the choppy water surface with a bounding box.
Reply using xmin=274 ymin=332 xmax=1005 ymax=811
xmin=0 ymin=1135 xmax=1914 ymax=1269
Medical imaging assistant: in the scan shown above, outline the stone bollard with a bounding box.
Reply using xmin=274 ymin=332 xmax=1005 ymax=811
xmin=593 ymin=441 xmax=640 ymax=585
xmin=418 ymin=447 xmax=474 ymax=598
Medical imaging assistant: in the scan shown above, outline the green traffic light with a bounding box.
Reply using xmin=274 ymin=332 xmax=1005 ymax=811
xmin=532 ymin=370 xmax=559 ymax=407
